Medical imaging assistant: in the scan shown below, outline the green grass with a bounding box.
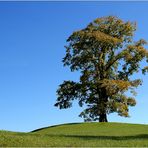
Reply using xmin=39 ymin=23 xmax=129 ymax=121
xmin=1 ymin=122 xmax=148 ymax=147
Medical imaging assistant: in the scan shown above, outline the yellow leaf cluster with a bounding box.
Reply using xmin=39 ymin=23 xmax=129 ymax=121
xmin=101 ymin=79 xmax=131 ymax=95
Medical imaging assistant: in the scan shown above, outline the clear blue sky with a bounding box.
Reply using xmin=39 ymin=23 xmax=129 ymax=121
xmin=0 ymin=1 xmax=148 ymax=132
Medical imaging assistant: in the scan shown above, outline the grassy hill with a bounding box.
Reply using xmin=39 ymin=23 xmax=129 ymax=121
xmin=1 ymin=122 xmax=148 ymax=147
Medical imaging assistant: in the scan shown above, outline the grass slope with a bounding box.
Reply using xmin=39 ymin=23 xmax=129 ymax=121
xmin=1 ymin=122 xmax=148 ymax=147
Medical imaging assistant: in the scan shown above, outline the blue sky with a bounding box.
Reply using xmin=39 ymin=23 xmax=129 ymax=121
xmin=0 ymin=1 xmax=148 ymax=132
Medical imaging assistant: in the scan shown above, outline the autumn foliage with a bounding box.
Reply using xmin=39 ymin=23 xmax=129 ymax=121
xmin=55 ymin=16 xmax=148 ymax=122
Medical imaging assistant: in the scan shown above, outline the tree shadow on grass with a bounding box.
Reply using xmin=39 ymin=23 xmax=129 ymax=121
xmin=60 ymin=134 xmax=148 ymax=141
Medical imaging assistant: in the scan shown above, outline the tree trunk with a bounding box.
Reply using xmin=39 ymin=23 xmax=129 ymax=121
xmin=99 ymin=113 xmax=108 ymax=122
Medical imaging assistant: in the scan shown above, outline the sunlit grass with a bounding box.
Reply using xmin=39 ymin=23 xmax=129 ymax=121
xmin=0 ymin=122 xmax=148 ymax=147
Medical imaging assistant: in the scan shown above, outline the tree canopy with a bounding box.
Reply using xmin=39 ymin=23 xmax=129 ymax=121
xmin=55 ymin=16 xmax=148 ymax=122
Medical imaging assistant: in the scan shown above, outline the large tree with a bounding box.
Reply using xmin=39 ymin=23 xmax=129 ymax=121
xmin=55 ymin=16 xmax=148 ymax=122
